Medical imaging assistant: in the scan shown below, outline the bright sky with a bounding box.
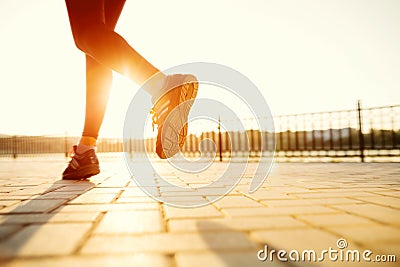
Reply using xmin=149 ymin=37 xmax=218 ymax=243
xmin=0 ymin=0 xmax=399 ymax=137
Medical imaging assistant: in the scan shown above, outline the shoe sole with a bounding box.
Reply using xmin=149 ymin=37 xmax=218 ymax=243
xmin=62 ymin=164 xmax=100 ymax=180
xmin=158 ymin=75 xmax=198 ymax=158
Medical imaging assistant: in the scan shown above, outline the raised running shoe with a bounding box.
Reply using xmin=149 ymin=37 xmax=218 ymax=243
xmin=151 ymin=74 xmax=198 ymax=159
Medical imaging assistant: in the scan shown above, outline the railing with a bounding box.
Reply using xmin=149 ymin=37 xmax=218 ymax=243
xmin=0 ymin=136 xmax=123 ymax=158
xmin=1 ymin=102 xmax=399 ymax=161
xmin=129 ymin=102 xmax=400 ymax=161
xmin=270 ymin=102 xmax=400 ymax=160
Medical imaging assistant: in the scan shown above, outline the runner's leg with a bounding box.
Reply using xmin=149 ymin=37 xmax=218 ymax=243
xmin=80 ymin=0 xmax=126 ymax=150
xmin=65 ymin=0 xmax=165 ymax=88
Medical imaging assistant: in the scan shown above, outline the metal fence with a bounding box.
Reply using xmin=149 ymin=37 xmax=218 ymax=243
xmin=1 ymin=102 xmax=399 ymax=161
xmin=0 ymin=136 xmax=123 ymax=158
xmin=266 ymin=102 xmax=400 ymax=160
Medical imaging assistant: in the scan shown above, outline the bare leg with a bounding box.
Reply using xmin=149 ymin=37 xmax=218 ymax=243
xmin=81 ymin=56 xmax=112 ymax=141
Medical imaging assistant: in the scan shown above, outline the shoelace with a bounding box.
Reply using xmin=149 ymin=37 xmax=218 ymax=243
xmin=150 ymin=79 xmax=192 ymax=132
xmin=69 ymin=145 xmax=77 ymax=158
xmin=150 ymin=108 xmax=158 ymax=131
xmin=150 ymin=97 xmax=171 ymax=131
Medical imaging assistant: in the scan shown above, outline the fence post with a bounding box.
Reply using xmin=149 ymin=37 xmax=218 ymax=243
xmin=12 ymin=135 xmax=17 ymax=159
xmin=357 ymin=100 xmax=365 ymax=162
xmin=129 ymin=138 xmax=132 ymax=159
xmin=218 ymin=116 xmax=222 ymax=162
xmin=64 ymin=133 xmax=68 ymax=158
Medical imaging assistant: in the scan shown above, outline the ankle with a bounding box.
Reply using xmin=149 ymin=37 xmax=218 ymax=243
xmin=77 ymin=136 xmax=97 ymax=154
xmin=142 ymin=72 xmax=167 ymax=104
xmin=80 ymin=136 xmax=97 ymax=146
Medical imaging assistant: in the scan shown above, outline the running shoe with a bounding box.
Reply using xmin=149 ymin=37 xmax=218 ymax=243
xmin=62 ymin=145 xmax=100 ymax=180
xmin=151 ymin=74 xmax=198 ymax=159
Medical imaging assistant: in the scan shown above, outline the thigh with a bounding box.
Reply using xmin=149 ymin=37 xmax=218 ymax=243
xmin=104 ymin=0 xmax=126 ymax=30
xmin=65 ymin=0 xmax=105 ymax=35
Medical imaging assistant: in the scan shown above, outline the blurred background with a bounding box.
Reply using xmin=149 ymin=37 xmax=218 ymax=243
xmin=0 ymin=0 xmax=399 ymax=161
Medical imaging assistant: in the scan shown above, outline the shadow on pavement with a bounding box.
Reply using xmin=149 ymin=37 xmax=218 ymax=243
xmin=196 ymin=220 xmax=293 ymax=267
xmin=0 ymin=179 xmax=95 ymax=260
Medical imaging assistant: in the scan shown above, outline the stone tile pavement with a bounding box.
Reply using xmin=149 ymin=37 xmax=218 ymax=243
xmin=0 ymin=156 xmax=399 ymax=266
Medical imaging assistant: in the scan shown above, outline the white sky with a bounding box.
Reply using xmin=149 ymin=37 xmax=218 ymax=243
xmin=0 ymin=0 xmax=399 ymax=137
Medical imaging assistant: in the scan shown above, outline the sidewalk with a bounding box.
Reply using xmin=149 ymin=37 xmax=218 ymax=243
xmin=0 ymin=156 xmax=399 ymax=266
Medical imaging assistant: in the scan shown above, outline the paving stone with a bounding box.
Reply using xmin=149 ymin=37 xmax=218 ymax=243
xmin=0 ymin=200 xmax=20 ymax=208
xmin=351 ymin=196 xmax=400 ymax=209
xmin=270 ymin=186 xmax=316 ymax=194
xmin=69 ymin=193 xmax=117 ymax=204
xmin=373 ymin=191 xmax=400 ymax=198
xmin=54 ymin=185 xmax=94 ymax=193
xmin=89 ymin=188 xmax=124 ymax=194
xmin=81 ymin=232 xmax=257 ymax=254
xmin=311 ymin=187 xmax=390 ymax=193
xmin=160 ymin=196 xmax=207 ymax=204
xmin=159 ymin=186 xmax=202 ymax=193
xmin=223 ymin=206 xmax=338 ymax=217
xmin=116 ymin=196 xmax=157 ymax=203
xmin=0 ymin=223 xmax=92 ymax=258
xmin=175 ymin=251 xmax=288 ymax=267
xmin=214 ymin=195 xmax=263 ymax=208
xmin=0 ymin=187 xmax=28 ymax=193
xmin=0 ymin=212 xmax=100 ymax=224
xmin=261 ymin=198 xmax=364 ymax=207
xmin=0 ymin=199 xmax=66 ymax=214
xmin=0 ymin=195 xmax=33 ymax=200
xmin=96 ymin=180 xmax=129 ymax=188
xmin=327 ymin=225 xmax=400 ymax=244
xmin=160 ymin=191 xmax=211 ymax=197
xmin=330 ymin=203 xmax=400 ymax=225
xmin=16 ymin=186 xmax=64 ymax=195
xmin=169 ymin=217 xmax=306 ymax=232
xmin=120 ymin=188 xmax=149 ymax=197
xmin=241 ymin=190 xmax=296 ymax=200
xmin=296 ymin=214 xmax=373 ymax=227
xmin=1 ymin=254 xmax=173 ymax=267
xmin=35 ymin=192 xmax=79 ymax=200
xmin=164 ymin=205 xmax=223 ymax=219
xmin=94 ymin=210 xmax=163 ymax=234
xmin=54 ymin=203 xmax=159 ymax=213
xmin=290 ymin=191 xmax=379 ymax=199
xmin=0 ymin=159 xmax=399 ymax=265
xmin=250 ymin=228 xmax=341 ymax=252
xmin=0 ymin=225 xmax=22 ymax=240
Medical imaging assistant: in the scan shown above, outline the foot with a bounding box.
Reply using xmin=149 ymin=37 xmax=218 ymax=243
xmin=62 ymin=145 xmax=100 ymax=180
xmin=151 ymin=74 xmax=198 ymax=159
